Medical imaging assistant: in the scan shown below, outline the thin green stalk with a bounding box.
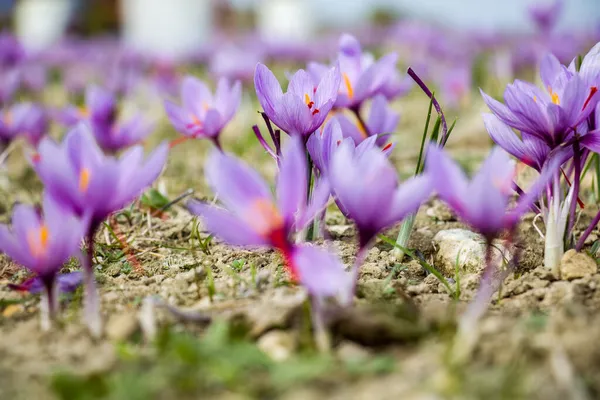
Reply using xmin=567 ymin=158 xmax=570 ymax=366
xmin=392 ymin=213 xmax=416 ymax=261
xmin=305 ymin=151 xmax=317 ymax=241
xmin=414 ymin=93 xmax=435 ymax=176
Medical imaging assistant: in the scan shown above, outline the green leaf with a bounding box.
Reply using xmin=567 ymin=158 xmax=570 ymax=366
xmin=140 ymin=188 xmax=170 ymax=209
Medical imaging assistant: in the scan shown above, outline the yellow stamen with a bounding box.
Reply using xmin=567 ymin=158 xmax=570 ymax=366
xmin=551 ymin=92 xmax=560 ymax=105
xmin=79 ymin=106 xmax=90 ymax=118
xmin=343 ymin=73 xmax=354 ymax=99
xmin=356 ymin=119 xmax=368 ymax=138
xmin=304 ymin=93 xmax=311 ymax=106
xmin=533 ymin=96 xmax=537 ymax=103
xmin=79 ymin=168 xmax=91 ymax=192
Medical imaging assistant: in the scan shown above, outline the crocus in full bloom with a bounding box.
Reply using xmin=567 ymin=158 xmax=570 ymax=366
xmin=481 ymin=53 xmax=599 ymax=148
xmin=58 ymin=85 xmax=116 ymax=128
xmin=254 ymin=63 xmax=340 ymax=138
xmin=308 ymin=34 xmax=405 ymax=110
xmin=0 ymin=195 xmax=85 ymax=330
xmin=32 ymin=123 xmax=169 ymax=336
xmin=164 ymin=76 xmax=241 ymax=148
xmin=188 ymin=136 xmax=330 ymax=276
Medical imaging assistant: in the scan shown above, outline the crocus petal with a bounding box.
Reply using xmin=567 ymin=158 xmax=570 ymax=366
xmin=425 ymin=145 xmax=469 ymax=212
xmin=290 ymin=244 xmax=351 ymax=299
xmin=288 ymin=69 xmax=316 ymax=99
xmin=483 ymin=113 xmax=530 ymax=165
xmin=296 ymin=177 xmax=331 ymax=230
xmin=384 ymin=174 xmax=433 ymax=227
xmin=188 ymin=200 xmax=269 ymax=247
xmin=164 ymin=100 xmax=194 ymax=136
xmin=181 ymin=76 xmax=213 ymax=117
xmin=202 ymin=109 xmax=223 ymax=137
xmin=0 ymin=223 xmax=32 ymax=268
xmin=254 ymin=63 xmax=283 ymax=121
xmin=314 ymin=64 xmax=341 ymax=109
xmin=277 ymin=137 xmax=307 ymax=228
xmin=204 ymin=150 xmax=272 ymax=216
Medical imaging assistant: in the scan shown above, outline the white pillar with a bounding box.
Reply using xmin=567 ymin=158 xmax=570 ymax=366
xmin=257 ymin=0 xmax=315 ymax=43
xmin=14 ymin=0 xmax=73 ymax=53
xmin=120 ymin=0 xmax=213 ymax=60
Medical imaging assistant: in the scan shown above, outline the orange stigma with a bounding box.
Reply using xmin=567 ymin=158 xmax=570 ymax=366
xmin=79 ymin=168 xmax=91 ymax=192
xmin=247 ymin=199 xmax=284 ymax=237
xmin=303 ymin=93 xmax=319 ymax=115
xmin=27 ymin=225 xmax=49 ymax=257
xmin=582 ymin=86 xmax=598 ymax=111
xmin=342 ymin=73 xmax=354 ymax=99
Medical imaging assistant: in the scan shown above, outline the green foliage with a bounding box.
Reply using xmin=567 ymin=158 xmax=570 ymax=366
xmin=140 ymin=188 xmax=170 ymax=210
xmin=51 ymin=321 xmax=395 ymax=399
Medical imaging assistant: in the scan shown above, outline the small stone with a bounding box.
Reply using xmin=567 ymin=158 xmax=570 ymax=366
xmin=328 ymin=225 xmax=351 ymax=238
xmin=559 ymin=250 xmax=597 ymax=281
xmin=176 ymin=270 xmax=196 ymax=283
xmin=257 ymin=330 xmax=296 ymax=361
xmin=153 ymin=274 xmax=165 ymax=284
xmin=105 ymin=312 xmax=139 ymax=341
xmin=2 ymin=304 xmax=24 ymax=317
xmin=433 ymin=229 xmax=510 ymax=275
xmin=337 ymin=341 xmax=370 ymax=362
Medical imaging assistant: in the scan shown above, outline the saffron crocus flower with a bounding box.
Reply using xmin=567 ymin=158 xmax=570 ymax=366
xmin=254 ymin=63 xmax=341 ymax=137
xmin=481 ymin=53 xmax=599 ymax=148
xmin=0 ymin=195 xmax=85 ymax=330
xmin=8 ymin=271 xmax=83 ymax=294
xmin=0 ymin=103 xmax=47 ymax=147
xmin=90 ymin=114 xmax=155 ymax=153
xmin=425 ymin=145 xmax=560 ymax=241
xmin=308 ymin=34 xmax=403 ymax=110
xmin=164 ymin=76 xmax=241 ymax=146
xmin=483 ymin=113 xmax=551 ymax=172
xmin=335 ymin=95 xmax=399 ymax=146
xmin=307 ymin=118 xmax=391 ymax=177
xmin=329 ymin=140 xmax=432 ymax=250
xmin=188 ymin=137 xmax=330 ymax=274
xmin=58 ymin=85 xmax=116 ymax=128
xmin=33 ymin=123 xmax=169 ymax=336
xmin=528 ymin=0 xmax=563 ymax=33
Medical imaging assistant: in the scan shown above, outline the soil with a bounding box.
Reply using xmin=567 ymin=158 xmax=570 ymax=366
xmin=1 ymin=94 xmax=600 ymax=400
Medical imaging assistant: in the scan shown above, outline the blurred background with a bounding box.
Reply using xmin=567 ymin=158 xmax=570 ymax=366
xmin=0 ymin=0 xmax=598 ymax=119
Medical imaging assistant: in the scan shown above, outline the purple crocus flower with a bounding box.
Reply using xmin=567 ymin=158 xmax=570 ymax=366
xmin=329 ymin=140 xmax=432 ymax=250
xmin=58 ymin=85 xmax=116 ymax=128
xmin=425 ymin=145 xmax=560 ymax=240
xmin=188 ymin=136 xmax=330 ymax=277
xmin=289 ymin=244 xmax=351 ymax=303
xmin=91 ymin=114 xmax=155 ymax=153
xmin=164 ymin=76 xmax=241 ymax=147
xmin=0 ymin=103 xmax=47 ymax=147
xmin=0 ymin=195 xmax=85 ymax=330
xmin=8 ymin=271 xmax=83 ymax=295
xmin=307 ymin=118 xmax=392 ymax=177
xmin=481 ymin=53 xmax=599 ymax=148
xmin=254 ymin=63 xmax=341 ymax=138
xmin=307 ymin=34 xmax=404 ymax=110
xmin=528 ymin=0 xmax=563 ymax=33
xmin=335 ymin=95 xmax=399 ymax=146
xmin=32 ymin=123 xmax=169 ymax=336
xmin=483 ymin=113 xmax=551 ymax=171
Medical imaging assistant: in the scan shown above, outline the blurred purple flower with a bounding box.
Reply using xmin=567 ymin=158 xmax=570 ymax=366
xmin=426 ymin=146 xmax=560 ymax=240
xmin=308 ymin=34 xmax=405 ymax=110
xmin=290 ymin=244 xmax=351 ymax=303
xmin=0 ymin=70 xmax=20 ymax=105
xmin=8 ymin=271 xmax=83 ymax=295
xmin=0 ymin=195 xmax=85 ymax=330
xmin=329 ymin=140 xmax=432 ymax=249
xmin=32 ymin=123 xmax=168 ymax=336
xmin=164 ymin=76 xmax=241 ymax=146
xmin=58 ymin=85 xmax=117 ymax=128
xmin=188 ymin=137 xmax=330 ymax=274
xmin=254 ymin=63 xmax=340 ymax=137
xmin=481 ymin=53 xmax=599 ymax=148
xmin=335 ymin=95 xmax=399 ymax=146
xmin=33 ymin=123 xmax=168 ymax=230
xmin=0 ymin=103 xmax=48 ymax=147
xmin=528 ymin=0 xmax=563 ymax=33
xmin=307 ymin=118 xmax=392 ymax=177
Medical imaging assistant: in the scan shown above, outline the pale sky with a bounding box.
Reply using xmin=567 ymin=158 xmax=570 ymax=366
xmin=232 ymin=0 xmax=600 ymax=33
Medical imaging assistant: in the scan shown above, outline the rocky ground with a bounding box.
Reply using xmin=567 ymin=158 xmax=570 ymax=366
xmin=1 ymin=95 xmax=600 ymax=400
